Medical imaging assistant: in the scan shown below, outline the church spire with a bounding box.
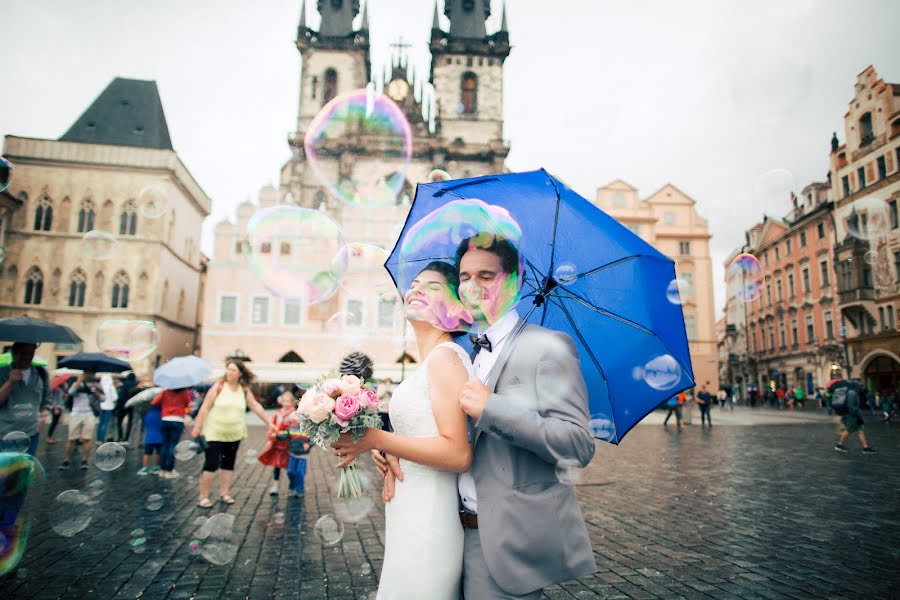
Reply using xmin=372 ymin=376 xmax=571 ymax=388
xmin=500 ymin=0 xmax=509 ymax=33
xmin=360 ymin=0 xmax=369 ymax=32
xmin=431 ymin=0 xmax=442 ymax=31
xmin=299 ymin=0 xmax=307 ymax=29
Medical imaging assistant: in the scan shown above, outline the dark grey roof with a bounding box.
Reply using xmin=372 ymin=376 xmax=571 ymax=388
xmin=444 ymin=0 xmax=490 ymax=39
xmin=60 ymin=77 xmax=173 ymax=150
xmin=316 ymin=0 xmax=360 ymax=37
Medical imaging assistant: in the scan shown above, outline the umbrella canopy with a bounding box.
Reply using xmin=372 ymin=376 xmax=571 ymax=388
xmin=153 ymin=355 xmax=213 ymax=390
xmin=0 ymin=352 xmax=48 ymax=368
xmin=0 ymin=316 xmax=82 ymax=344
xmin=50 ymin=374 xmax=76 ymax=391
xmin=124 ymin=386 xmax=163 ymax=408
xmin=385 ymin=169 xmax=694 ymax=444
xmin=57 ymin=352 xmax=131 ymax=373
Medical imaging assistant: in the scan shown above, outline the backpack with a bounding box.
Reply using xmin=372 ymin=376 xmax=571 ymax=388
xmin=830 ymin=384 xmax=858 ymax=416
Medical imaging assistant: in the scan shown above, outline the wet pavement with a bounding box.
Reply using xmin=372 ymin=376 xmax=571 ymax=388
xmin=2 ymin=407 xmax=899 ymax=599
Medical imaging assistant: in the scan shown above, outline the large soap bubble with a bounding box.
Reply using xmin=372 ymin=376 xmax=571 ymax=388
xmin=0 ymin=453 xmax=45 ymax=576
xmin=1 ymin=432 xmax=30 ymax=453
xmin=632 ymin=354 xmax=682 ymax=391
xmin=836 ymin=196 xmax=891 ymax=242
xmin=138 ymin=185 xmax=168 ymax=219
xmin=247 ymin=205 xmax=347 ymax=303
xmin=51 ymin=490 xmax=94 ymax=537
xmin=94 ymin=442 xmax=126 ymax=471
xmin=197 ymin=513 xmax=238 ymax=565
xmin=304 ymin=89 xmax=412 ymax=208
xmin=726 ymin=253 xmax=763 ymax=303
xmin=97 ymin=319 xmax=159 ymax=361
xmin=82 ymin=230 xmax=117 ymax=260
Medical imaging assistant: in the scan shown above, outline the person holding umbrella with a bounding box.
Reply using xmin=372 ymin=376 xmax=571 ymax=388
xmin=60 ymin=372 xmax=102 ymax=469
xmin=191 ymin=359 xmax=273 ymax=507
xmin=0 ymin=343 xmax=51 ymax=455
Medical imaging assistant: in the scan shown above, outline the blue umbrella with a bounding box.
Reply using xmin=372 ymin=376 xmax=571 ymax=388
xmin=385 ymin=168 xmax=694 ymax=444
xmin=153 ymin=355 xmax=213 ymax=390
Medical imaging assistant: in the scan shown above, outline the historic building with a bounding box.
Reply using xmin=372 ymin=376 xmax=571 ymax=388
xmin=201 ymin=0 xmax=512 ymax=383
xmin=729 ymin=183 xmax=840 ymax=396
xmin=593 ymin=180 xmax=719 ymax=390
xmin=0 ymin=77 xmax=211 ymax=373
xmin=829 ymin=65 xmax=900 ymax=393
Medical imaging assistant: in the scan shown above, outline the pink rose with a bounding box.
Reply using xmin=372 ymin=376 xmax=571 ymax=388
xmin=321 ymin=379 xmax=343 ymax=398
xmin=297 ymin=388 xmax=315 ymax=413
xmin=359 ymin=388 xmax=379 ymax=408
xmin=333 ymin=393 xmax=361 ymax=426
xmin=340 ymin=375 xmax=362 ymax=396
xmin=306 ymin=393 xmax=335 ymax=424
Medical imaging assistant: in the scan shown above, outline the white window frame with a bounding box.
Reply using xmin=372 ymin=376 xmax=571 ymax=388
xmin=283 ymin=298 xmax=304 ymax=327
xmin=250 ymin=295 xmax=271 ymax=326
xmin=345 ymin=298 xmax=365 ymax=328
xmin=663 ymin=211 xmax=676 ymax=225
xmin=217 ymin=292 xmax=240 ymax=325
xmin=377 ymin=296 xmax=398 ymax=329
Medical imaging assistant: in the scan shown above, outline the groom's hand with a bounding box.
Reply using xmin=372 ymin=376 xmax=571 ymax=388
xmin=372 ymin=450 xmax=403 ymax=482
xmin=459 ymin=378 xmax=491 ymax=421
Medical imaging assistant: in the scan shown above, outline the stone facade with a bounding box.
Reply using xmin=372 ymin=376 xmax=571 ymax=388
xmin=594 ymin=180 xmax=719 ymax=391
xmin=0 ymin=132 xmax=210 ymax=373
xmin=201 ymin=1 xmax=511 ymax=383
xmin=828 ymin=65 xmax=900 ymax=392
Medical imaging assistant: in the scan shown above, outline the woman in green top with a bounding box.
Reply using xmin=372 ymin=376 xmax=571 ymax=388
xmin=192 ymin=360 xmax=273 ymax=507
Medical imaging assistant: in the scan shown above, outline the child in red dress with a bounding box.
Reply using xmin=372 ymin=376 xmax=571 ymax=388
xmin=257 ymin=392 xmax=296 ymax=496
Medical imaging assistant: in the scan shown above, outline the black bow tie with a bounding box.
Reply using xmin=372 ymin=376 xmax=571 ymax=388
xmin=470 ymin=334 xmax=492 ymax=355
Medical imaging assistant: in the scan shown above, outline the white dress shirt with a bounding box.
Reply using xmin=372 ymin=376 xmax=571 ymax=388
xmin=458 ymin=309 xmax=521 ymax=514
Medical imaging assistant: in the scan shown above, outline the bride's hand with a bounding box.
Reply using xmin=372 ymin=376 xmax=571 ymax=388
xmin=382 ymin=470 xmax=396 ymax=503
xmin=331 ymin=429 xmax=378 ymax=468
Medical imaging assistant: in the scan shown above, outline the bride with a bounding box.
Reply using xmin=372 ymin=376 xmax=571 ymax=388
xmin=331 ymin=261 xmax=474 ymax=600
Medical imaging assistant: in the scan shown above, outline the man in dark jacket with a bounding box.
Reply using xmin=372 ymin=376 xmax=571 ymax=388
xmin=696 ymin=382 xmax=714 ymax=427
xmin=830 ymin=376 xmax=876 ymax=454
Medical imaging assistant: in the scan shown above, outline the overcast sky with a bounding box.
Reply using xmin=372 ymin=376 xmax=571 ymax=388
xmin=4 ymin=0 xmax=900 ymax=317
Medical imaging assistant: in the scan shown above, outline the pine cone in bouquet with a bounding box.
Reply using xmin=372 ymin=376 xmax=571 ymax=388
xmin=339 ymin=352 xmax=374 ymax=382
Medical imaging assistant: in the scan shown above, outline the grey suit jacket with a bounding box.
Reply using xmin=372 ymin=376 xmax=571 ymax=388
xmin=470 ymin=322 xmax=597 ymax=595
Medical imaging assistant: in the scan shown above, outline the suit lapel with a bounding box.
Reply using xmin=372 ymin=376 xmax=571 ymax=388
xmin=474 ymin=322 xmax=527 ymax=447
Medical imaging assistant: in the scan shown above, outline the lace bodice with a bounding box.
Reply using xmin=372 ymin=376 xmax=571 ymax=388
xmin=389 ymin=342 xmax=474 ymax=440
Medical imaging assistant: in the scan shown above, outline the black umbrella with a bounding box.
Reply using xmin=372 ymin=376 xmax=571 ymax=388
xmin=0 ymin=316 xmax=82 ymax=344
xmin=58 ymin=352 xmax=131 ymax=373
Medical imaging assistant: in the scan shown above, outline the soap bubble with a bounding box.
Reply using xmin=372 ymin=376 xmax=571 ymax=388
xmin=188 ymin=540 xmax=201 ymax=556
xmin=243 ymin=448 xmax=259 ymax=464
xmin=427 ymin=169 xmax=451 ymax=183
xmin=247 ymin=205 xmax=346 ymax=303
xmin=752 ymin=168 xmax=796 ymax=210
xmin=145 ymin=493 xmax=164 ymax=511
xmin=590 ymin=415 xmax=615 ymax=441
xmin=82 ymin=230 xmax=117 ymax=260
xmin=130 ymin=528 xmax=145 ymax=537
xmin=271 ymin=512 xmax=285 ymax=525
xmin=304 ymin=89 xmax=413 ymax=208
xmin=726 ymin=253 xmax=763 ymax=303
xmin=86 ymin=479 xmax=105 ymax=499
xmin=139 ymin=185 xmax=168 ymax=219
xmin=633 ymin=354 xmax=682 ymax=391
xmin=131 ymin=537 xmax=147 ymax=554
xmin=334 ymin=496 xmax=375 ymax=524
xmin=52 ymin=490 xmax=94 ymax=537
xmin=315 ymin=515 xmax=344 ymax=546
xmin=94 ymin=442 xmax=126 ymax=471
xmin=836 ymin=196 xmax=892 ymax=242
xmin=198 ymin=513 xmax=237 ymax=566
xmin=333 ymin=243 xmax=391 ymax=296
xmin=0 ymin=247 xmax=6 ymax=266
xmin=193 ymin=516 xmax=208 ymax=528
xmin=97 ymin=320 xmax=159 ymax=361
xmin=555 ymin=458 xmax=585 ymax=485
xmin=554 ymin=263 xmax=578 ymax=285
xmin=174 ymin=440 xmax=200 ymax=462
xmin=0 ymin=453 xmax=45 ymax=576
xmin=0 ymin=157 xmax=11 ymax=193
xmin=864 ymin=251 xmax=878 ymax=265
xmin=10 ymin=403 xmax=35 ymax=421
xmin=666 ymin=278 xmax=693 ymax=305
xmin=1 ymin=431 xmax=31 ymax=453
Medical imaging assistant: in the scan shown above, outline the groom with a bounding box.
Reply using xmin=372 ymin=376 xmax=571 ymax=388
xmin=382 ymin=232 xmax=597 ymax=598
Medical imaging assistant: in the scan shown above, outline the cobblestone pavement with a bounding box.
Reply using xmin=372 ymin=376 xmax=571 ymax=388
xmin=3 ymin=408 xmax=899 ymax=599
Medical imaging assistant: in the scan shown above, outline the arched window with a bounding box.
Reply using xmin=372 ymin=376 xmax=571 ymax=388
xmin=461 ymin=72 xmax=477 ymax=114
xmin=23 ymin=267 xmax=43 ymax=305
xmin=315 ymin=190 xmax=327 ymax=210
xmin=119 ymin=199 xmax=138 ymax=235
xmin=34 ymin=196 xmax=53 ymax=231
xmin=111 ymin=270 xmax=130 ymax=308
xmin=323 ymin=68 xmax=338 ymax=105
xmin=68 ymin=268 xmax=87 ymax=307
xmin=859 ymin=112 xmax=874 ymax=145
xmin=77 ymin=199 xmax=96 ymax=233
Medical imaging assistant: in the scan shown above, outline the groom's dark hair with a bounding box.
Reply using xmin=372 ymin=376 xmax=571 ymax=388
xmin=454 ymin=235 xmax=520 ymax=276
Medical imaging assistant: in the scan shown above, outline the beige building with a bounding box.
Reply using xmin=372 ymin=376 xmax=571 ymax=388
xmin=594 ymin=180 xmax=718 ymax=390
xmin=828 ymin=65 xmax=900 ymax=392
xmin=0 ymin=77 xmax=211 ymax=373
xmin=202 ymin=1 xmax=511 ymax=384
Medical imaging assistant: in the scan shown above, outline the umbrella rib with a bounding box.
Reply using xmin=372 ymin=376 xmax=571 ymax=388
xmin=551 ymin=288 xmax=656 ymax=336
xmin=577 ymin=255 xmax=641 ymax=279
xmin=545 ymin=176 xmax=564 ymax=279
xmin=548 ymin=296 xmax=609 ymax=389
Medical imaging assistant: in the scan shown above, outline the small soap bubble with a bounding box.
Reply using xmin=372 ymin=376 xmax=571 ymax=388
xmin=634 ymin=354 xmax=682 ymax=391
xmin=97 ymin=320 xmax=159 ymax=361
xmin=1 ymin=431 xmax=31 ymax=453
xmin=555 ymin=459 xmax=585 ymax=485
xmin=139 ymin=185 xmax=168 ymax=219
xmin=333 ymin=496 xmax=375 ymax=524
xmin=666 ymin=277 xmax=692 ymax=305
xmin=554 ymin=263 xmax=578 ymax=285
xmin=131 ymin=537 xmax=147 ymax=553
xmin=315 ymin=515 xmax=344 ymax=546
xmin=188 ymin=540 xmax=201 ymax=556
xmin=864 ymin=251 xmax=878 ymax=265
xmin=144 ymin=493 xmax=164 ymax=511
xmin=15 ymin=567 xmax=27 ymax=580
xmin=174 ymin=439 xmax=200 ymax=462
xmin=82 ymin=230 xmax=117 ymax=260
xmin=52 ymin=490 xmax=94 ymax=537
xmin=95 ymin=442 xmax=126 ymax=471
xmin=243 ymin=448 xmax=259 ymax=464
xmin=272 ymin=512 xmax=285 ymax=525
xmin=130 ymin=528 xmax=144 ymax=537
xmin=10 ymin=403 xmax=35 ymax=420
xmin=0 ymin=157 xmax=12 ymax=193
xmin=726 ymin=253 xmax=763 ymax=303
xmin=427 ymin=169 xmax=451 ymax=183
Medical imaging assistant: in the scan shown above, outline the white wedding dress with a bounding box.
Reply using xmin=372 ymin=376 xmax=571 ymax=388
xmin=376 ymin=342 xmax=473 ymax=600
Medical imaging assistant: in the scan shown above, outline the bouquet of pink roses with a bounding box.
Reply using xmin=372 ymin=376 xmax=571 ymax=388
xmin=296 ymin=373 xmax=382 ymax=498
